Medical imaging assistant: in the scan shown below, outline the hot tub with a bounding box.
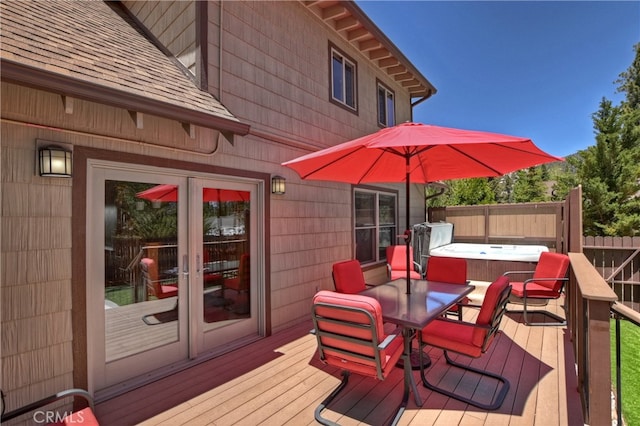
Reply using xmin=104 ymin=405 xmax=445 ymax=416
xmin=429 ymin=243 xmax=549 ymax=282
xmin=429 ymin=243 xmax=549 ymax=262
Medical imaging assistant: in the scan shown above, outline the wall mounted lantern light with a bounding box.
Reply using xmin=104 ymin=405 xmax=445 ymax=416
xmin=38 ymin=144 xmax=73 ymax=177
xmin=271 ymin=175 xmax=286 ymax=195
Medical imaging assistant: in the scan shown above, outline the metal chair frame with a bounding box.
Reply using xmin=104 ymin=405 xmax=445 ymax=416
xmin=505 ymin=272 xmax=569 ymax=326
xmin=418 ymin=280 xmax=512 ymax=410
xmin=311 ymin=300 xmax=405 ymax=426
xmin=1 ymin=388 xmax=95 ymax=423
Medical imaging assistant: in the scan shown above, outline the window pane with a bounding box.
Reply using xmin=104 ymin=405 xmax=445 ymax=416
xmin=332 ymin=54 xmax=343 ymax=101
xmin=379 ymin=226 xmax=396 ymax=260
xmin=386 ymin=93 xmax=395 ymax=126
xmin=378 ymin=87 xmax=386 ymax=125
xmin=345 ymin=62 xmax=355 ymax=107
xmin=379 ymin=194 xmax=396 ymax=225
xmin=355 ymin=192 xmax=375 ymax=226
xmin=356 ymin=228 xmax=375 ymax=263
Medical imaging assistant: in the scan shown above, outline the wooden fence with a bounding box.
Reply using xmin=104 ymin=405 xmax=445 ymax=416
xmin=583 ymin=236 xmax=640 ymax=309
xmin=428 ymin=202 xmax=564 ymax=251
xmin=428 ymin=202 xmax=640 ymax=309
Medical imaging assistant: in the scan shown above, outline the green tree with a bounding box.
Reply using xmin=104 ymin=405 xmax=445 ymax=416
xmin=555 ymin=43 xmax=640 ymax=235
xmin=512 ymin=167 xmax=548 ymax=203
xmin=425 ymin=178 xmax=495 ymax=207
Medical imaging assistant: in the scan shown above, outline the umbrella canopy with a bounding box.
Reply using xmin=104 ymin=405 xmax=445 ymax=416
xmin=283 ymin=122 xmax=563 ymax=293
xmin=283 ymin=122 xmax=563 ymax=184
xmin=136 ymin=184 xmax=248 ymax=203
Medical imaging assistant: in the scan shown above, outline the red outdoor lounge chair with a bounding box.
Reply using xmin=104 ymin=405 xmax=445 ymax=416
xmin=140 ymin=257 xmax=178 ymax=299
xmin=386 ymin=245 xmax=422 ymax=280
xmin=331 ymin=259 xmax=370 ymax=294
xmin=0 ymin=388 xmax=98 ymax=425
xmin=504 ymin=251 xmax=570 ymax=326
xmin=311 ymin=290 xmax=406 ymax=426
xmin=425 ymin=256 xmax=469 ymax=320
xmin=140 ymin=257 xmax=178 ymax=325
xmin=418 ymin=275 xmax=512 ymax=410
xmin=223 ymin=253 xmax=250 ymax=313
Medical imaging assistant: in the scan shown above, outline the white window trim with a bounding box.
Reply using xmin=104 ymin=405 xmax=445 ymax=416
xmin=354 ymin=188 xmax=398 ymax=265
xmin=330 ymin=46 xmax=357 ymax=111
xmin=377 ymin=81 xmax=395 ymax=127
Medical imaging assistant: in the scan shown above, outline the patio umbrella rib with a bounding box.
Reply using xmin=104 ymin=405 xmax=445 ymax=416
xmin=445 ymin=144 xmax=504 ymax=176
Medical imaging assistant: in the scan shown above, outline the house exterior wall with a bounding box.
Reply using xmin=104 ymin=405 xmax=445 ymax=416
xmin=123 ymin=1 xmax=198 ymax=76
xmin=124 ymin=0 xmax=425 ymax=330
xmin=0 ymin=0 xmax=430 ymax=411
xmin=0 ymin=81 xmax=236 ymax=417
xmin=209 ymin=1 xmax=422 ymax=330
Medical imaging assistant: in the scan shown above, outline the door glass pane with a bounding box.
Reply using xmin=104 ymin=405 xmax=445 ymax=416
xmin=104 ymin=181 xmax=179 ymax=362
xmin=202 ymin=188 xmax=251 ymax=329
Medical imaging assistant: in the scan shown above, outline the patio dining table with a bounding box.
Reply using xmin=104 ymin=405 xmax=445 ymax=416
xmin=359 ymin=279 xmax=475 ymax=406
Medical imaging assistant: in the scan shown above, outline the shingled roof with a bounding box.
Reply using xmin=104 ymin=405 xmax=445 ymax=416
xmin=0 ymin=0 xmax=250 ymax=136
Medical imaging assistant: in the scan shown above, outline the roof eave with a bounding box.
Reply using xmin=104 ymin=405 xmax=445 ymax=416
xmin=0 ymin=59 xmax=251 ymax=136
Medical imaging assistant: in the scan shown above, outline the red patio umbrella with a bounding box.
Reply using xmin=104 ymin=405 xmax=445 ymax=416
xmin=136 ymin=184 xmax=248 ymax=203
xmin=283 ymin=122 xmax=563 ymax=293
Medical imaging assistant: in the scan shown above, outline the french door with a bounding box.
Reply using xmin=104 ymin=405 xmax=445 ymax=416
xmin=86 ymin=161 xmax=262 ymax=399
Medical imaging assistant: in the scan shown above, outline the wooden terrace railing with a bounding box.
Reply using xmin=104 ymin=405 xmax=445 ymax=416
xmin=567 ymin=252 xmax=618 ymax=426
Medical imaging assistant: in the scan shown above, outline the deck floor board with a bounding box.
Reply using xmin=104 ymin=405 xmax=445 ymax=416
xmin=95 ymin=297 xmax=584 ymax=426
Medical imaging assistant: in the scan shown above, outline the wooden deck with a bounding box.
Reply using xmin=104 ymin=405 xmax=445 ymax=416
xmin=95 ymin=297 xmax=584 ymax=426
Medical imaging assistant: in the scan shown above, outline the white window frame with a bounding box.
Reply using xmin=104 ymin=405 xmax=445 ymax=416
xmin=354 ymin=188 xmax=397 ymax=265
xmin=377 ymin=81 xmax=395 ymax=127
xmin=330 ymin=45 xmax=357 ymax=111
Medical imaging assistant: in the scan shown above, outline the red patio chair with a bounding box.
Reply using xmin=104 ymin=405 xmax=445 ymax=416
xmin=140 ymin=257 xmax=178 ymax=299
xmin=140 ymin=257 xmax=178 ymax=325
xmin=386 ymin=245 xmax=422 ymax=280
xmin=418 ymin=275 xmax=512 ymax=410
xmin=331 ymin=259 xmax=371 ymax=294
xmin=504 ymin=251 xmax=570 ymax=326
xmin=311 ymin=290 xmax=406 ymax=426
xmin=224 ymin=253 xmax=250 ymax=313
xmin=0 ymin=388 xmax=98 ymax=425
xmin=425 ymin=256 xmax=470 ymax=320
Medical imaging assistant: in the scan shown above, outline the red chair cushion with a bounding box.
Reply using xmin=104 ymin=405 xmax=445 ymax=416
xmin=332 ymin=260 xmax=366 ymax=294
xmin=511 ymin=252 xmax=569 ymax=298
xmin=532 ymin=252 xmax=569 ymax=292
xmin=50 ymin=407 xmax=99 ymax=425
xmin=390 ymin=270 xmax=422 ymax=280
xmin=386 ymin=246 xmax=419 ymax=273
xmin=510 ymin=281 xmax=560 ymax=299
xmin=426 ymin=256 xmax=467 ymax=284
xmin=422 ymin=275 xmax=510 ymax=356
xmin=159 ymin=284 xmax=178 ymax=297
xmin=313 ymin=291 xmax=403 ymax=379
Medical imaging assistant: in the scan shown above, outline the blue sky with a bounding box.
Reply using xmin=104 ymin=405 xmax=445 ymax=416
xmin=356 ymin=1 xmax=640 ymax=157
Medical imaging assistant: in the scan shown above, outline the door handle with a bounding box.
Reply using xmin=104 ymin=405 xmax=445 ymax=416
xmin=182 ymin=254 xmax=189 ymax=277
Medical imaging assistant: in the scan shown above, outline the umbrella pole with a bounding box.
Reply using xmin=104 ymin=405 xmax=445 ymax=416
xmin=405 ymin=156 xmax=411 ymax=294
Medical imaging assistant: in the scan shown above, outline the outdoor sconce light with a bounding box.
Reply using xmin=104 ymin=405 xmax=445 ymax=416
xmin=38 ymin=145 xmax=72 ymax=177
xmin=271 ymin=175 xmax=286 ymax=195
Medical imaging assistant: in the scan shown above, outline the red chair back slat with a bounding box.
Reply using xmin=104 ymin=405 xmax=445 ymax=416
xmin=332 ymin=260 xmax=366 ymax=294
xmin=426 ymin=256 xmax=467 ymax=284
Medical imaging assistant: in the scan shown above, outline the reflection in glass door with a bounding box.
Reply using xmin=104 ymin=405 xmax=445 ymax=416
xmin=104 ymin=181 xmax=182 ymax=361
xmin=89 ymin=163 xmax=262 ymax=397
xmin=200 ymin=187 xmax=250 ymax=329
xmin=190 ymin=179 xmax=258 ymax=357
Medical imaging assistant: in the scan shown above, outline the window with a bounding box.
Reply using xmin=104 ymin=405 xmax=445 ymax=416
xmin=354 ymin=189 xmax=397 ymax=264
xmin=377 ymin=81 xmax=395 ymax=127
xmin=330 ymin=45 xmax=357 ymax=111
